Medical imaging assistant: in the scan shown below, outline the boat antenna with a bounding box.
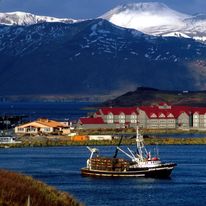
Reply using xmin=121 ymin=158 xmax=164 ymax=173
xmin=113 ymin=135 xmax=123 ymax=158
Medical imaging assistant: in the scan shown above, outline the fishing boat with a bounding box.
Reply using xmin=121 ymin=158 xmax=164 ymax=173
xmin=81 ymin=127 xmax=176 ymax=178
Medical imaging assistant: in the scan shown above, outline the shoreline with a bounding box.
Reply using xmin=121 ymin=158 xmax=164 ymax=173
xmin=1 ymin=137 xmax=206 ymax=148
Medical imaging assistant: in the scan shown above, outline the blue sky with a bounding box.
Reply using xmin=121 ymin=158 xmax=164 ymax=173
xmin=0 ymin=0 xmax=205 ymax=18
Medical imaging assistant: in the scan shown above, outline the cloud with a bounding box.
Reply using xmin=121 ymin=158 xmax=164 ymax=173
xmin=0 ymin=0 xmax=205 ymax=18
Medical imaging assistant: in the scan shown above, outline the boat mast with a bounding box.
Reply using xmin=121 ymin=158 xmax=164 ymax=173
xmin=136 ymin=126 xmax=147 ymax=161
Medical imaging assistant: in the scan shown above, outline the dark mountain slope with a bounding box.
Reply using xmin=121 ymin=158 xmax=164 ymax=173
xmin=103 ymin=87 xmax=206 ymax=107
xmin=0 ymin=19 xmax=206 ymax=96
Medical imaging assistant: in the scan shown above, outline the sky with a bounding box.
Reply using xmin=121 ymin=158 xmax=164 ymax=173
xmin=0 ymin=0 xmax=205 ymax=19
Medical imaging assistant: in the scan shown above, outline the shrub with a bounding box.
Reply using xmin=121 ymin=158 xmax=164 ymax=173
xmin=0 ymin=170 xmax=83 ymax=206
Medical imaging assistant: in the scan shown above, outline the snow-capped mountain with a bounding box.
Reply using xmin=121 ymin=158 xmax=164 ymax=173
xmin=0 ymin=11 xmax=77 ymax=25
xmin=1 ymin=3 xmax=206 ymax=42
xmin=1 ymin=4 xmax=206 ymax=96
xmin=101 ymin=2 xmax=206 ymax=42
xmin=0 ymin=19 xmax=206 ymax=96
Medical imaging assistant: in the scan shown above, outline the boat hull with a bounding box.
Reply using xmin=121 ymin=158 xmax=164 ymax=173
xmin=81 ymin=163 xmax=176 ymax=178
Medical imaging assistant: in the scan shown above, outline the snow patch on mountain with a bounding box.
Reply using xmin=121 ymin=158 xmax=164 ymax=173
xmin=163 ymin=32 xmax=190 ymax=38
xmin=0 ymin=11 xmax=77 ymax=25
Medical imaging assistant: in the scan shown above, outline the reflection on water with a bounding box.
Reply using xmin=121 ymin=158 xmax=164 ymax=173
xmin=0 ymin=145 xmax=206 ymax=206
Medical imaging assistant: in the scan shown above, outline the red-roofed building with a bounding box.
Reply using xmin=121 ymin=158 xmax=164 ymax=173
xmin=77 ymin=103 xmax=206 ymax=130
xmin=95 ymin=107 xmax=138 ymax=128
xmin=78 ymin=117 xmax=111 ymax=129
xmin=138 ymin=105 xmax=191 ymax=129
xmin=79 ymin=117 xmax=104 ymax=125
xmin=191 ymin=107 xmax=206 ymax=129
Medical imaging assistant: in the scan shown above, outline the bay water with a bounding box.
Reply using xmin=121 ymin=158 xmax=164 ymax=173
xmin=0 ymin=145 xmax=205 ymax=206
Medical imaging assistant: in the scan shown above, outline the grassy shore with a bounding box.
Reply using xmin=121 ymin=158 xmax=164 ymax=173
xmin=1 ymin=136 xmax=206 ymax=148
xmin=0 ymin=169 xmax=83 ymax=206
xmin=79 ymin=128 xmax=206 ymax=135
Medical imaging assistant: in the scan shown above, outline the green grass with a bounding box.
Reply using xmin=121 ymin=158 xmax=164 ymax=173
xmin=0 ymin=169 xmax=83 ymax=206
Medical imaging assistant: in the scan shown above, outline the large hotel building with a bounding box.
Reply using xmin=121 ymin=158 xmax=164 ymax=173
xmin=77 ymin=103 xmax=206 ymax=130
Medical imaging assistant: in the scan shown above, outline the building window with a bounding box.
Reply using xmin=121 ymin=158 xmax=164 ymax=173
xmin=193 ymin=114 xmax=199 ymax=119
xmin=44 ymin=128 xmax=51 ymax=132
xmin=17 ymin=128 xmax=24 ymax=132
xmin=167 ymin=119 xmax=175 ymax=123
xmin=193 ymin=123 xmax=199 ymax=127
xmin=119 ymin=119 xmax=125 ymax=123
xmin=107 ymin=113 xmax=113 ymax=123
xmin=131 ymin=119 xmax=137 ymax=123
xmin=26 ymin=127 xmax=36 ymax=132
xmin=130 ymin=114 xmax=137 ymax=123
xmin=131 ymin=114 xmax=137 ymax=119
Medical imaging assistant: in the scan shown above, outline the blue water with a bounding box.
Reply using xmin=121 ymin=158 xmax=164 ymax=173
xmin=0 ymin=145 xmax=206 ymax=206
xmin=0 ymin=102 xmax=94 ymax=121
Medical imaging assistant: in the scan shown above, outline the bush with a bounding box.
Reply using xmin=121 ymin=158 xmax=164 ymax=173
xmin=0 ymin=170 xmax=83 ymax=206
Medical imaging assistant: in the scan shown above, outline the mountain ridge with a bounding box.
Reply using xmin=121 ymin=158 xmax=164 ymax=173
xmin=0 ymin=11 xmax=77 ymax=25
xmin=103 ymin=87 xmax=206 ymax=107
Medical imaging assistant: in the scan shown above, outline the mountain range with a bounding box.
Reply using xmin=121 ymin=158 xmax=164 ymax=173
xmin=1 ymin=3 xmax=206 ymax=99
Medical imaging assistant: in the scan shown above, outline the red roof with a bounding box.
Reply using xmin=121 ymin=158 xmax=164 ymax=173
xmin=139 ymin=105 xmax=192 ymax=119
xmin=79 ymin=117 xmax=104 ymax=124
xmin=95 ymin=111 xmax=101 ymax=115
xmin=191 ymin=107 xmax=206 ymax=114
xmin=99 ymin=107 xmax=138 ymax=115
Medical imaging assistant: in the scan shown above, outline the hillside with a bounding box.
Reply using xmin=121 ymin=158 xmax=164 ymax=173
xmin=1 ymin=4 xmax=206 ymax=97
xmin=0 ymin=19 xmax=206 ymax=97
xmin=103 ymin=87 xmax=206 ymax=107
xmin=0 ymin=169 xmax=82 ymax=206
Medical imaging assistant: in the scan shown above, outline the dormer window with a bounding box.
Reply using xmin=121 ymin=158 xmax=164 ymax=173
xmin=159 ymin=113 xmax=165 ymax=118
xmin=151 ymin=113 xmax=157 ymax=118
xmin=107 ymin=113 xmax=113 ymax=123
xmin=193 ymin=113 xmax=199 ymax=119
xmin=107 ymin=113 xmax=113 ymax=119
xmin=131 ymin=113 xmax=137 ymax=119
xmin=119 ymin=113 xmax=125 ymax=123
xmin=131 ymin=113 xmax=137 ymax=123
xmin=167 ymin=113 xmax=174 ymax=118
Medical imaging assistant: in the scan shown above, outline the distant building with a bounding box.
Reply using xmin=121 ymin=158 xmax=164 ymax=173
xmin=78 ymin=117 xmax=108 ymax=129
xmin=15 ymin=118 xmax=70 ymax=135
xmin=76 ymin=103 xmax=206 ymax=130
xmin=192 ymin=108 xmax=206 ymax=129
xmin=88 ymin=135 xmax=113 ymax=141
